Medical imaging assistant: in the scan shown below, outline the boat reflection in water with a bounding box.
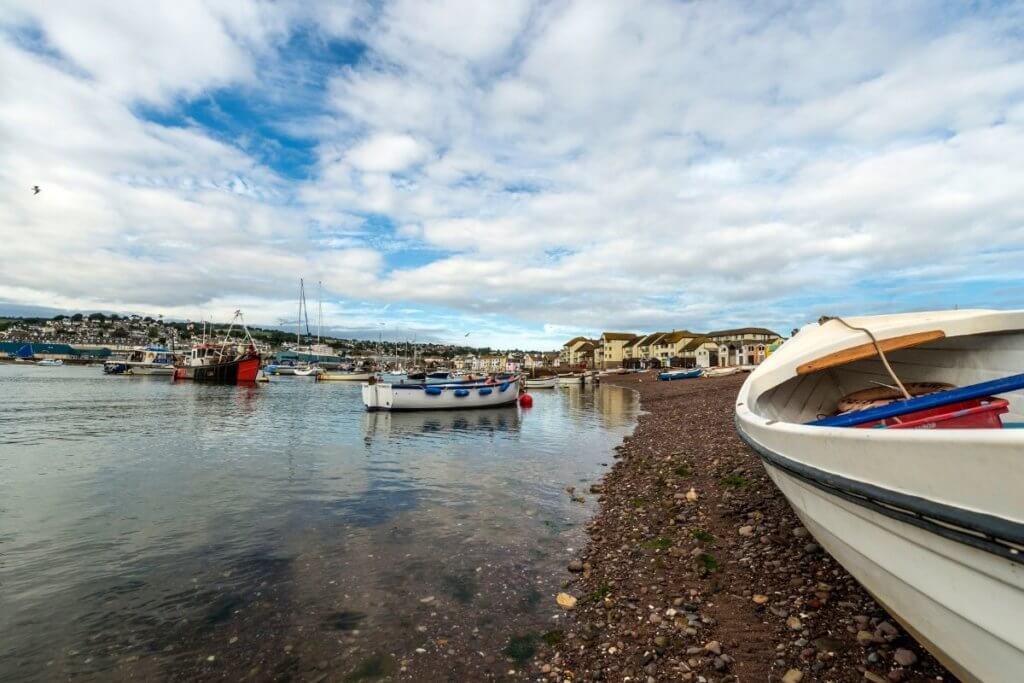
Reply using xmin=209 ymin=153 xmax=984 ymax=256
xmin=361 ymin=407 xmax=521 ymax=444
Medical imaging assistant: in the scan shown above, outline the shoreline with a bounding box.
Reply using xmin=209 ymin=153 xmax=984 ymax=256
xmin=541 ymin=372 xmax=955 ymax=682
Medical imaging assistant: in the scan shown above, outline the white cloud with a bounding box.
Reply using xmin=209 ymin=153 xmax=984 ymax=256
xmin=2 ymin=1 xmax=1024 ymax=346
xmin=345 ymin=133 xmax=429 ymax=172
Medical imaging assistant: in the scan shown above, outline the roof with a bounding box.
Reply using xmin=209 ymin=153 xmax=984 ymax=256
xmin=563 ymin=336 xmax=597 ymax=348
xmin=601 ymin=332 xmax=637 ymax=342
xmin=659 ymin=330 xmax=700 ymax=344
xmin=682 ymin=336 xmax=716 ymax=352
xmin=706 ymin=327 xmax=781 ymax=338
xmin=576 ymin=342 xmax=595 ymax=351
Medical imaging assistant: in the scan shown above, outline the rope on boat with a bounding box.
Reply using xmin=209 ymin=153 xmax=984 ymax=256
xmin=819 ymin=316 xmax=912 ymax=400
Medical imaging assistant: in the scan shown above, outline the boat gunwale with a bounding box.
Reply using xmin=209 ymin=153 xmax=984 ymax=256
xmin=736 ymin=420 xmax=1024 ymax=565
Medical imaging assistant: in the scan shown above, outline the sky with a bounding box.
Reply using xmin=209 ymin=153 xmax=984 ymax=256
xmin=2 ymin=1 xmax=1024 ymax=349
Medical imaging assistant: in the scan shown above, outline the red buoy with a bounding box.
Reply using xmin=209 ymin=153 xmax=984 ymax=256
xmin=519 ymin=393 xmax=533 ymax=408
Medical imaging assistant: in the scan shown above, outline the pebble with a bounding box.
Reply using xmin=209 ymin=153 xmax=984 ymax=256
xmin=781 ymin=669 xmax=803 ymax=683
xmin=785 ymin=616 xmax=802 ymax=631
xmin=703 ymin=640 xmax=721 ymax=655
xmin=568 ymin=560 xmax=584 ymax=572
xmin=738 ymin=525 xmax=754 ymax=536
xmin=893 ymin=648 xmax=917 ymax=666
xmin=556 ymin=592 xmax=578 ymax=609
xmin=752 ymin=594 xmax=768 ymax=605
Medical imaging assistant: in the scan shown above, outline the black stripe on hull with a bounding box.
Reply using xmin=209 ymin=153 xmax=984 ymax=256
xmin=735 ymin=420 xmax=1024 ymax=566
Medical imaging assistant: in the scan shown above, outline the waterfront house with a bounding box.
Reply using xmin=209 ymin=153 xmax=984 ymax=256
xmin=560 ymin=337 xmax=597 ymax=368
xmin=595 ymin=332 xmax=638 ymax=370
xmin=706 ymin=327 xmax=781 ymax=367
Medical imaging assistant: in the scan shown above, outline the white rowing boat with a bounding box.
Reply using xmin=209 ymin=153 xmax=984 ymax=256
xmin=558 ymin=373 xmax=583 ymax=386
xmin=362 ymin=377 xmax=521 ymax=411
xmin=704 ymin=366 xmax=741 ymax=378
xmin=735 ymin=309 xmax=1024 ymax=683
xmin=524 ymin=376 xmax=558 ymax=388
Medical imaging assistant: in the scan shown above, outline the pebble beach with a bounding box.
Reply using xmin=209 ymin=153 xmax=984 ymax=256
xmin=540 ymin=372 xmax=957 ymax=683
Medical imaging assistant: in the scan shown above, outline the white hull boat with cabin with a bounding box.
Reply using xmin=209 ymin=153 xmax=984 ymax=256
xmin=735 ymin=309 xmax=1024 ymax=683
xmin=362 ymin=377 xmax=520 ymax=411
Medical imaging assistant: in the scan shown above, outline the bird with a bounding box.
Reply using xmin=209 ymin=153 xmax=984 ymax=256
xmin=31 ymin=185 xmax=41 ymax=195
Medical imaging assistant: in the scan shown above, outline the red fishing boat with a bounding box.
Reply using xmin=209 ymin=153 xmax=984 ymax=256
xmin=175 ymin=310 xmax=262 ymax=384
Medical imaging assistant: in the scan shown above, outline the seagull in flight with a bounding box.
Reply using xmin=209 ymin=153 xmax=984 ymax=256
xmin=31 ymin=185 xmax=41 ymax=195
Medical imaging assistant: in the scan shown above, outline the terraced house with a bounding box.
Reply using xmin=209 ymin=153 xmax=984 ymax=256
xmin=595 ymin=332 xmax=638 ymax=370
xmin=560 ymin=337 xmax=597 ymax=368
xmin=572 ymin=326 xmax=781 ymax=370
xmin=707 ymin=328 xmax=781 ymax=366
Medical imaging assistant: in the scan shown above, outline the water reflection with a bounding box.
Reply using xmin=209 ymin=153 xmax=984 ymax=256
xmin=0 ymin=366 xmax=637 ymax=681
xmin=362 ymin=406 xmax=521 ymax=443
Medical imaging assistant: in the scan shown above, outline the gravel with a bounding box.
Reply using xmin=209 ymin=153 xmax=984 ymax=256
xmin=540 ymin=372 xmax=958 ymax=682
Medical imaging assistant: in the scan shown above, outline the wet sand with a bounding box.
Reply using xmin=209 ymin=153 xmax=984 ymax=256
xmin=543 ymin=372 xmax=957 ymax=683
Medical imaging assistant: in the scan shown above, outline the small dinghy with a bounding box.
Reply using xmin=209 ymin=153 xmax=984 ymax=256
xmin=735 ymin=309 xmax=1024 ymax=682
xmin=36 ymin=359 xmax=63 ymax=366
xmin=362 ymin=377 xmax=521 ymax=411
xmin=704 ymin=366 xmax=741 ymax=378
xmin=524 ymin=376 xmax=558 ymax=389
xmin=557 ymin=373 xmax=584 ymax=385
xmin=658 ymin=368 xmax=703 ymax=381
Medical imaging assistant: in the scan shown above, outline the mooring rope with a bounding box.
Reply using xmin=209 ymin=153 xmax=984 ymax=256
xmin=819 ymin=316 xmax=912 ymax=400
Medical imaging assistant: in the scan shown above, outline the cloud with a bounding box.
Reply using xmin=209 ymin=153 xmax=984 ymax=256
xmin=345 ymin=133 xmax=429 ymax=172
xmin=2 ymin=1 xmax=1023 ymax=348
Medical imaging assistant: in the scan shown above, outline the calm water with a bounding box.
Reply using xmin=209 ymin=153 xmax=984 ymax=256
xmin=0 ymin=364 xmax=637 ymax=681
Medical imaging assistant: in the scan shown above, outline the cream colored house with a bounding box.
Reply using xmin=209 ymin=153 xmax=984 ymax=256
xmin=649 ymin=330 xmax=702 ymax=367
xmin=680 ymin=337 xmax=719 ymax=368
xmin=560 ymin=337 xmax=597 ymax=368
xmin=624 ymin=333 xmax=665 ymax=367
xmin=595 ymin=332 xmax=637 ymax=370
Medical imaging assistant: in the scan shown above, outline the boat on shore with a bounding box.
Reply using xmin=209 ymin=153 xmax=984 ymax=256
xmin=524 ymin=376 xmax=558 ymax=388
xmin=704 ymin=366 xmax=741 ymax=378
xmin=735 ymin=309 xmax=1024 ymax=682
xmin=362 ymin=376 xmax=521 ymax=411
xmin=658 ymin=368 xmax=703 ymax=381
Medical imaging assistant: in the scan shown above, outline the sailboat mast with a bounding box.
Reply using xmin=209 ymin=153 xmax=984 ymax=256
xmin=297 ymin=278 xmax=304 ymax=346
xmin=317 ymin=281 xmax=323 ymax=344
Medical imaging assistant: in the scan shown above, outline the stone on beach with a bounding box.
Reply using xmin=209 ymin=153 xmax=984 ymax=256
xmin=556 ymin=593 xmax=577 ymax=609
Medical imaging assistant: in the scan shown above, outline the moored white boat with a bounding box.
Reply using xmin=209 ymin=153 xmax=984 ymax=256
xmin=524 ymin=376 xmax=558 ymax=388
xmin=704 ymin=366 xmax=741 ymax=378
xmin=362 ymin=377 xmax=520 ymax=411
xmin=557 ymin=373 xmax=583 ymax=386
xmin=36 ymin=359 xmax=63 ymax=366
xmin=735 ymin=309 xmax=1024 ymax=683
xmin=317 ymin=370 xmax=375 ymax=382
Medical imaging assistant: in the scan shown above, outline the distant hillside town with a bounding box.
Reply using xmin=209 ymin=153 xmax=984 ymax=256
xmin=1 ymin=313 xmax=782 ymax=373
xmin=0 ymin=313 xmax=542 ymax=370
xmin=560 ymin=328 xmax=783 ymax=370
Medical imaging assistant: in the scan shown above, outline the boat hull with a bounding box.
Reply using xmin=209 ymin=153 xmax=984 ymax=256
xmin=746 ymin=438 xmax=1021 ymax=683
xmin=189 ymin=356 xmax=261 ymax=384
xmin=735 ymin=310 xmax=1024 ymax=682
xmin=658 ymin=368 xmax=703 ymax=381
xmin=125 ymin=365 xmax=174 ymax=376
xmin=317 ymin=371 xmax=375 ymax=382
xmin=524 ymin=377 xmax=558 ymax=388
xmin=362 ymin=381 xmax=520 ymax=411
xmin=558 ymin=374 xmax=583 ymax=385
